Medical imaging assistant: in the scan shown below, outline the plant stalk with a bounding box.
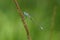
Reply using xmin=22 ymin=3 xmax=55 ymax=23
xmin=13 ymin=0 xmax=32 ymax=40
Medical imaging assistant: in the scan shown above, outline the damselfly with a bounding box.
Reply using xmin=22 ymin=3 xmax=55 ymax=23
xmin=23 ymin=11 xmax=44 ymax=30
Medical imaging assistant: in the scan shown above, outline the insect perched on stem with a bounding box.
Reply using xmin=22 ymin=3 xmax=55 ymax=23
xmin=23 ymin=11 xmax=44 ymax=30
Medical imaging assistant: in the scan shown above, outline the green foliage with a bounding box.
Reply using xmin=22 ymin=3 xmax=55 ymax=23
xmin=0 ymin=0 xmax=60 ymax=40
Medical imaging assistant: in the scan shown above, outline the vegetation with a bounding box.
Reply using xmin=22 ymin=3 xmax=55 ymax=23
xmin=0 ymin=0 xmax=60 ymax=40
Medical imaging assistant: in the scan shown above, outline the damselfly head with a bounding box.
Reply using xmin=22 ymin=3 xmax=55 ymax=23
xmin=23 ymin=11 xmax=31 ymax=18
xmin=39 ymin=25 xmax=44 ymax=30
xmin=23 ymin=12 xmax=29 ymax=16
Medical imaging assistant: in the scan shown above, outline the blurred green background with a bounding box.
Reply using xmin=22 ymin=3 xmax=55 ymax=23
xmin=0 ymin=0 xmax=60 ymax=40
